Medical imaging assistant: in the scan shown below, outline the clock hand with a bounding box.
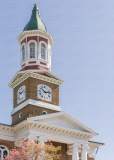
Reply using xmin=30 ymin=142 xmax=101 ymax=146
xmin=45 ymin=91 xmax=51 ymax=94
xmin=41 ymin=88 xmax=46 ymax=93
xmin=21 ymin=90 xmax=25 ymax=94
xmin=19 ymin=90 xmax=25 ymax=94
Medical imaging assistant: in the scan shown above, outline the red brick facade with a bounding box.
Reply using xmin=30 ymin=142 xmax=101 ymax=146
xmin=13 ymin=77 xmax=59 ymax=108
xmin=12 ymin=104 xmax=59 ymax=125
xmin=21 ymin=38 xmax=26 ymax=45
xmin=51 ymin=142 xmax=68 ymax=160
xmin=39 ymin=36 xmax=48 ymax=44
xmin=0 ymin=139 xmax=14 ymax=150
xmin=27 ymin=36 xmax=37 ymax=42
xmin=12 ymin=77 xmax=59 ymax=125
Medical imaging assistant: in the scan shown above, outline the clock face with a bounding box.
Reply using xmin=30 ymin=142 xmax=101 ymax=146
xmin=17 ymin=85 xmax=26 ymax=104
xmin=38 ymin=84 xmax=52 ymax=102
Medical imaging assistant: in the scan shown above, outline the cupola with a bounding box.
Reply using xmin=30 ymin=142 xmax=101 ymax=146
xmin=17 ymin=4 xmax=54 ymax=71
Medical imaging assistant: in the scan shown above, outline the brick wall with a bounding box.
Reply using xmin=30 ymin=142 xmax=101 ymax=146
xmin=13 ymin=77 xmax=59 ymax=108
xmin=12 ymin=104 xmax=59 ymax=125
xmin=0 ymin=139 xmax=14 ymax=150
xmin=51 ymin=142 xmax=67 ymax=160
xmin=67 ymin=155 xmax=72 ymax=160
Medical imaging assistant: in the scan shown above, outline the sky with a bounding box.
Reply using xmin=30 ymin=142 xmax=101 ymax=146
xmin=0 ymin=0 xmax=113 ymax=159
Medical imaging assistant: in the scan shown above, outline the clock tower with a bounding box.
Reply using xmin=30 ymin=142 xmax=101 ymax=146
xmin=9 ymin=4 xmax=64 ymax=125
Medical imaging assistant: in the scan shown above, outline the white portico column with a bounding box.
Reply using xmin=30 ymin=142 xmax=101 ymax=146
xmin=81 ymin=145 xmax=89 ymax=160
xmin=37 ymin=136 xmax=47 ymax=160
xmin=72 ymin=143 xmax=79 ymax=160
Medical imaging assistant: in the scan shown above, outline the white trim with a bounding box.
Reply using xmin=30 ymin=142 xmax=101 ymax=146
xmin=8 ymin=71 xmax=64 ymax=88
xmin=17 ymin=30 xmax=54 ymax=46
xmin=38 ymin=41 xmax=48 ymax=61
xmin=0 ymin=145 xmax=9 ymax=158
xmin=20 ymin=43 xmax=26 ymax=63
xmin=8 ymin=70 xmax=64 ymax=88
xmin=11 ymin=99 xmax=61 ymax=115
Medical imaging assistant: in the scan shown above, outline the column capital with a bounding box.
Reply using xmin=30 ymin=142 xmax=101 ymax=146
xmin=38 ymin=136 xmax=47 ymax=144
xmin=24 ymin=134 xmax=37 ymax=141
xmin=81 ymin=144 xmax=89 ymax=150
xmin=66 ymin=144 xmax=72 ymax=155
xmin=73 ymin=143 xmax=81 ymax=148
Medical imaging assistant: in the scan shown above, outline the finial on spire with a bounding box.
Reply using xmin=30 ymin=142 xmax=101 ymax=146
xmin=23 ymin=4 xmax=47 ymax=32
xmin=34 ymin=4 xmax=37 ymax=7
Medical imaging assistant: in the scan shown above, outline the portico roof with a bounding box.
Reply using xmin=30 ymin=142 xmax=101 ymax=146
xmin=27 ymin=111 xmax=98 ymax=136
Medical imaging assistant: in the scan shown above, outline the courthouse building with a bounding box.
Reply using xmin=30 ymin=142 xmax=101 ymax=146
xmin=0 ymin=4 xmax=104 ymax=160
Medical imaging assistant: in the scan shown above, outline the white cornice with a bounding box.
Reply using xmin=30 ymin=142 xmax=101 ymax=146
xmin=11 ymin=99 xmax=61 ymax=115
xmin=17 ymin=30 xmax=54 ymax=46
xmin=28 ymin=111 xmax=98 ymax=135
xmin=13 ymin=120 xmax=95 ymax=140
xmin=88 ymin=141 xmax=104 ymax=159
xmin=0 ymin=124 xmax=15 ymax=141
xmin=88 ymin=141 xmax=104 ymax=149
xmin=19 ymin=70 xmax=64 ymax=82
xmin=8 ymin=71 xmax=64 ymax=88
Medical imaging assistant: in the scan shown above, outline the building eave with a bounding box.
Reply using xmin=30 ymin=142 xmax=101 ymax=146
xmin=28 ymin=111 xmax=98 ymax=135
xmin=8 ymin=71 xmax=64 ymax=88
xmin=17 ymin=30 xmax=54 ymax=45
xmin=13 ymin=120 xmax=96 ymax=140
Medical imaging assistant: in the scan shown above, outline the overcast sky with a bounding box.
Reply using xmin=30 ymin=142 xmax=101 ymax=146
xmin=0 ymin=0 xmax=113 ymax=159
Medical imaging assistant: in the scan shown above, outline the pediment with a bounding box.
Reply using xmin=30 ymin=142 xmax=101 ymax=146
xmin=28 ymin=112 xmax=97 ymax=135
xmin=8 ymin=70 xmax=64 ymax=88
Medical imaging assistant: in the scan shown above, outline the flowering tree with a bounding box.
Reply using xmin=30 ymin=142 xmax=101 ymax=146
xmin=3 ymin=139 xmax=61 ymax=160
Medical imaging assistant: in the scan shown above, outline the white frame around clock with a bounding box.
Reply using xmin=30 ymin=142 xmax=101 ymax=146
xmin=37 ymin=84 xmax=52 ymax=102
xmin=17 ymin=85 xmax=26 ymax=104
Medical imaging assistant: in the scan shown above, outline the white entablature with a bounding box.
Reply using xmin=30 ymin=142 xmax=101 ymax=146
xmin=17 ymin=30 xmax=54 ymax=46
xmin=0 ymin=111 xmax=103 ymax=159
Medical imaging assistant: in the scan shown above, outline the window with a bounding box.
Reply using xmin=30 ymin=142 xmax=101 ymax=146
xmin=42 ymin=111 xmax=47 ymax=115
xmin=29 ymin=42 xmax=35 ymax=58
xmin=22 ymin=45 xmax=25 ymax=62
xmin=0 ymin=146 xmax=9 ymax=159
xmin=41 ymin=43 xmax=46 ymax=60
xmin=19 ymin=112 xmax=22 ymax=118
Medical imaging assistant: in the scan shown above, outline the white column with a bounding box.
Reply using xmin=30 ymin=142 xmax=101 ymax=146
xmin=72 ymin=143 xmax=79 ymax=160
xmin=26 ymin=44 xmax=28 ymax=59
xmin=81 ymin=144 xmax=88 ymax=160
xmin=37 ymin=136 xmax=47 ymax=160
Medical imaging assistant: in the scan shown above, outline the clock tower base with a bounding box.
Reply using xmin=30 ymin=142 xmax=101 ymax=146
xmin=12 ymin=104 xmax=59 ymax=125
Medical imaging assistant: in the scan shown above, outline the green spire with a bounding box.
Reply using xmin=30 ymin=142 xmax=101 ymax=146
xmin=23 ymin=4 xmax=47 ymax=32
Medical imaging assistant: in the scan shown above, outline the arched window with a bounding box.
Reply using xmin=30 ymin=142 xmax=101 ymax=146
xmin=19 ymin=112 xmax=22 ymax=118
xmin=41 ymin=43 xmax=46 ymax=60
xmin=42 ymin=111 xmax=47 ymax=115
xmin=0 ymin=146 xmax=9 ymax=159
xmin=22 ymin=45 xmax=25 ymax=62
xmin=29 ymin=42 xmax=35 ymax=58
